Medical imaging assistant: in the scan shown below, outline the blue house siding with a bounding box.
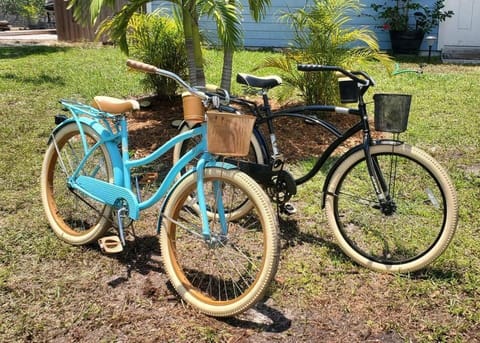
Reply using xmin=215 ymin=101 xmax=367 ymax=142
xmin=202 ymin=0 xmax=300 ymax=48
xmin=149 ymin=0 xmax=300 ymax=47
xmin=148 ymin=0 xmax=441 ymax=51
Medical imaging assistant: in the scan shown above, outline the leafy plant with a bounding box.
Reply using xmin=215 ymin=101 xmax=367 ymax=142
xmin=125 ymin=11 xmax=188 ymax=99
xmin=370 ymin=0 xmax=454 ymax=33
xmin=0 ymin=0 xmax=45 ymax=26
xmin=68 ymin=0 xmax=266 ymax=90
xmin=260 ymin=0 xmax=392 ymax=105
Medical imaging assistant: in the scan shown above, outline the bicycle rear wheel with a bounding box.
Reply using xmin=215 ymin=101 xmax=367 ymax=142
xmin=325 ymin=143 xmax=458 ymax=273
xmin=160 ymin=167 xmax=279 ymax=317
xmin=41 ymin=122 xmax=114 ymax=245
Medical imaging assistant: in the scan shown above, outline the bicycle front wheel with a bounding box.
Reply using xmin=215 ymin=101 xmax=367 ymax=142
xmin=172 ymin=122 xmax=265 ymax=220
xmin=325 ymin=143 xmax=458 ymax=273
xmin=160 ymin=167 xmax=279 ymax=317
xmin=40 ymin=122 xmax=114 ymax=245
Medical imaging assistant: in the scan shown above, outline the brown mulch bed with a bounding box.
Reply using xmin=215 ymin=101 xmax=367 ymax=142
xmin=128 ymin=95 xmax=381 ymax=162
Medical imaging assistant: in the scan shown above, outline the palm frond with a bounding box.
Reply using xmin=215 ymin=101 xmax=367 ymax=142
xmin=246 ymin=0 xmax=271 ymax=21
xmin=67 ymin=0 xmax=116 ymax=24
xmin=96 ymin=1 xmax=150 ymax=53
xmin=258 ymin=0 xmax=393 ymax=104
xmin=199 ymin=0 xmax=243 ymax=48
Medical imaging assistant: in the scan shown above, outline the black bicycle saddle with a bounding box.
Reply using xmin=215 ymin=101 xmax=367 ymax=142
xmin=236 ymin=73 xmax=282 ymax=89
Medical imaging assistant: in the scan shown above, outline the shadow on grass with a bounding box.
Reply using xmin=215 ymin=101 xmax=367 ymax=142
xmin=86 ymin=234 xmax=164 ymax=288
xmin=0 ymin=45 xmax=71 ymax=59
xmin=409 ymin=266 xmax=464 ymax=282
xmin=222 ymin=302 xmax=292 ymax=333
xmin=392 ymin=54 xmax=443 ymax=64
xmin=277 ymin=215 xmax=463 ymax=281
xmin=1 ymin=71 xmax=65 ymax=86
xmin=277 ymin=215 xmax=352 ymax=265
xmin=89 ymin=232 xmax=292 ymax=332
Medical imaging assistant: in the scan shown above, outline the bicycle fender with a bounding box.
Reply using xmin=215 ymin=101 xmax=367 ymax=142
xmin=156 ymin=162 xmax=238 ymax=234
xmin=48 ymin=117 xmax=124 ymax=185
xmin=322 ymin=140 xmax=405 ymax=208
xmin=252 ymin=126 xmax=269 ymax=163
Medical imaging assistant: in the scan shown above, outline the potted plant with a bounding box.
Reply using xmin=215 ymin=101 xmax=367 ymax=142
xmin=370 ymin=0 xmax=454 ymax=53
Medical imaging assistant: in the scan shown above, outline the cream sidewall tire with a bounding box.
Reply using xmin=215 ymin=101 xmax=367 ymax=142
xmin=40 ymin=123 xmax=113 ymax=245
xmin=325 ymin=143 xmax=458 ymax=273
xmin=160 ymin=167 xmax=279 ymax=317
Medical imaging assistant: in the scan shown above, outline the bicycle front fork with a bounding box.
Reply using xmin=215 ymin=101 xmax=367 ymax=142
xmin=364 ymin=144 xmax=396 ymax=215
xmin=195 ymin=154 xmax=228 ymax=243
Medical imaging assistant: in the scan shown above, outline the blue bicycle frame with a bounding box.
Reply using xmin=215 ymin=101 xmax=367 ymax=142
xmin=57 ymin=99 xmax=231 ymax=240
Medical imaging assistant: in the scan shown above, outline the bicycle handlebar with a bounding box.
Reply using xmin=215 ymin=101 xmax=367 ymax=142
xmin=126 ymin=59 xmax=158 ymax=73
xmin=126 ymin=59 xmax=208 ymax=100
xmin=297 ymin=64 xmax=374 ymax=86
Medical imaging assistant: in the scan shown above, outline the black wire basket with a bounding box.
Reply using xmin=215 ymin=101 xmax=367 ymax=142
xmin=373 ymin=93 xmax=412 ymax=133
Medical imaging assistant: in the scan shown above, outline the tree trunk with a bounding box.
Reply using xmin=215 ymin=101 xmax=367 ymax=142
xmin=221 ymin=47 xmax=234 ymax=92
xmin=182 ymin=5 xmax=205 ymax=87
xmin=191 ymin=22 xmax=206 ymax=86
xmin=182 ymin=8 xmax=197 ymax=86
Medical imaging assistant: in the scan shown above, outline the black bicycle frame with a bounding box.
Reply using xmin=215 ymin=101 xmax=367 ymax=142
xmin=267 ymin=105 xmax=363 ymax=185
xmin=225 ymin=69 xmax=397 ymax=209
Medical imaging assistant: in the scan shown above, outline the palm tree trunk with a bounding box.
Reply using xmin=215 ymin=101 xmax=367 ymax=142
xmin=182 ymin=7 xmax=197 ymax=86
xmin=182 ymin=5 xmax=205 ymax=87
xmin=221 ymin=47 xmax=234 ymax=92
xmin=191 ymin=22 xmax=206 ymax=86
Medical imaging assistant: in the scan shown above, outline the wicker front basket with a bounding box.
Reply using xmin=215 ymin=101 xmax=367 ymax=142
xmin=182 ymin=93 xmax=205 ymax=123
xmin=206 ymin=111 xmax=256 ymax=157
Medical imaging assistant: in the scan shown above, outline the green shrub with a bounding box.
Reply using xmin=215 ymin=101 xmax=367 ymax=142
xmin=126 ymin=11 xmax=188 ymax=99
xmin=261 ymin=0 xmax=392 ymax=105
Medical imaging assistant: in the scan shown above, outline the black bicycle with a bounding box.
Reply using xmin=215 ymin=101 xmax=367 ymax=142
xmin=174 ymin=64 xmax=458 ymax=273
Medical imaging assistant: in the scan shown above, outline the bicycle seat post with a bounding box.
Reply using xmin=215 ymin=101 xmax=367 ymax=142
xmin=259 ymin=88 xmax=283 ymax=164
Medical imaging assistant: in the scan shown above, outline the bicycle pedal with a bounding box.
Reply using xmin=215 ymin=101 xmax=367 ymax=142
xmin=282 ymin=202 xmax=297 ymax=215
xmin=98 ymin=236 xmax=123 ymax=254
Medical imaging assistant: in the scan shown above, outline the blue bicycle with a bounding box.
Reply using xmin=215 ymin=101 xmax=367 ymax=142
xmin=40 ymin=60 xmax=280 ymax=317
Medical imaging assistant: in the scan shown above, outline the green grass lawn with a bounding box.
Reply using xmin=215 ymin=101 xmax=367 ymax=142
xmin=1 ymin=44 xmax=479 ymax=342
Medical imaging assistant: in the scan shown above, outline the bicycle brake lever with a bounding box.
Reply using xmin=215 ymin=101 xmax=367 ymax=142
xmin=212 ymin=95 xmax=221 ymax=109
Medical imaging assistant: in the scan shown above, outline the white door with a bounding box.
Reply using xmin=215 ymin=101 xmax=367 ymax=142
xmin=439 ymin=0 xmax=480 ymax=48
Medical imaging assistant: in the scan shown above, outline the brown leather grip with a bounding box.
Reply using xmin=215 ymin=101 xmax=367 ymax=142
xmin=126 ymin=59 xmax=158 ymax=73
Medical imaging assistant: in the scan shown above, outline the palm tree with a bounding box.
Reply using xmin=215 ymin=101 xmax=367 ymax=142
xmin=261 ymin=0 xmax=392 ymax=105
xmin=67 ymin=0 xmax=270 ymax=90
xmin=218 ymin=0 xmax=270 ymax=91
